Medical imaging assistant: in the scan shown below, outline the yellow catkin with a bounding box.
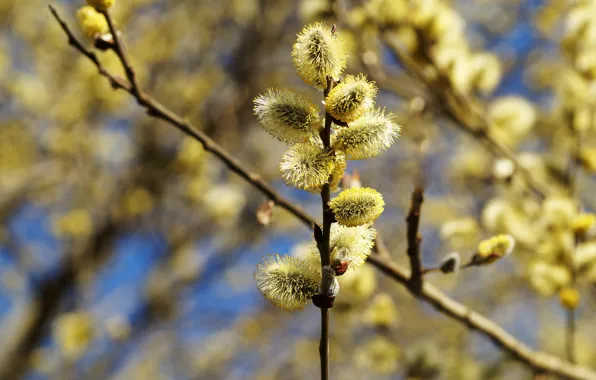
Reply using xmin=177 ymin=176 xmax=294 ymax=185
xmin=254 ymin=88 xmax=320 ymax=144
xmin=77 ymin=6 xmax=109 ymax=38
xmin=292 ymin=22 xmax=347 ymax=90
xmin=329 ymin=187 xmax=385 ymax=226
xmin=254 ymin=254 xmax=320 ymax=311
xmin=325 ymin=74 xmax=377 ymax=123
xmin=472 ymin=234 xmax=515 ymax=265
xmin=86 ymin=0 xmax=115 ymax=11
xmin=559 ymin=288 xmax=580 ymax=310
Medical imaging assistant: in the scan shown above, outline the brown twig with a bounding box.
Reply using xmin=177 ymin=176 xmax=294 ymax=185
xmin=48 ymin=7 xmax=596 ymax=380
xmin=406 ymin=187 xmax=424 ymax=292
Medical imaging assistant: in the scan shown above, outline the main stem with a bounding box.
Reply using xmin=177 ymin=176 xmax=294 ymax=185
xmin=318 ymin=78 xmax=335 ymax=380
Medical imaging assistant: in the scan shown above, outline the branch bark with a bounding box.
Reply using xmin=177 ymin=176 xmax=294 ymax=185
xmin=406 ymin=187 xmax=424 ymax=293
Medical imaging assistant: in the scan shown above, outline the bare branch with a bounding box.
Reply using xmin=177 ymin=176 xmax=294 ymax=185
xmin=406 ymin=187 xmax=424 ymax=292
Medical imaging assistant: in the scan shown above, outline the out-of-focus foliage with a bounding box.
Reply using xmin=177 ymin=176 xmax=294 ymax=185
xmin=1 ymin=0 xmax=596 ymax=379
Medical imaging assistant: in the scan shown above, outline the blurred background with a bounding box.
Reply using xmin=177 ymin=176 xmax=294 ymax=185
xmin=1 ymin=0 xmax=596 ymax=379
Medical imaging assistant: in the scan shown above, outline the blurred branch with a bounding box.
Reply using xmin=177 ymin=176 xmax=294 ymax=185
xmin=0 ymin=220 xmax=119 ymax=380
xmin=406 ymin=187 xmax=424 ymax=293
xmin=48 ymin=6 xmax=596 ymax=380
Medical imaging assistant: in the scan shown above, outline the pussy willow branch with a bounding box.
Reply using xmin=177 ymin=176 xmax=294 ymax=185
xmin=317 ymin=78 xmax=335 ymax=380
xmin=49 ymin=7 xmax=596 ymax=380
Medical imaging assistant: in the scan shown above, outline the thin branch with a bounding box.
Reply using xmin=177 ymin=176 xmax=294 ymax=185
xmin=406 ymin=187 xmax=424 ymax=292
xmin=366 ymin=254 xmax=596 ymax=380
xmin=48 ymin=5 xmax=315 ymax=230
xmin=48 ymin=7 xmax=596 ymax=380
xmin=100 ymin=10 xmax=144 ymax=100
xmin=49 ymin=6 xmax=132 ymax=93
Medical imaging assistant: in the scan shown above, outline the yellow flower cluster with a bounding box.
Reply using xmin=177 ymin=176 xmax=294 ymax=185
xmin=292 ymin=22 xmax=347 ymax=89
xmin=325 ymin=74 xmax=377 ymax=123
xmin=254 ymin=88 xmax=320 ymax=144
xmin=77 ymin=6 xmax=109 ymax=38
xmin=54 ymin=312 xmax=94 ymax=359
xmin=279 ymin=142 xmax=335 ymax=192
xmin=87 ymin=0 xmax=115 ymax=11
xmin=310 ymin=224 xmax=377 ymax=271
xmin=559 ymin=287 xmax=580 ymax=310
xmin=329 ymin=187 xmax=385 ymax=227
xmin=334 ymin=109 xmax=401 ymax=160
xmin=254 ymin=254 xmax=320 ymax=311
xmin=471 ymin=234 xmax=515 ymax=266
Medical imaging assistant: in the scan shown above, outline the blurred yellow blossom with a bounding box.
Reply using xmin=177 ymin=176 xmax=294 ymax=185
xmin=54 ymin=312 xmax=94 ymax=359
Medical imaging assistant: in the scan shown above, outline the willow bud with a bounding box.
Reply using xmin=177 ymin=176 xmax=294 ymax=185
xmin=311 ymin=224 xmax=376 ymax=271
xmin=329 ymin=187 xmax=385 ymax=226
xmin=254 ymin=254 xmax=320 ymax=311
xmin=280 ymin=142 xmax=335 ymax=192
xmin=334 ymin=108 xmax=401 ymax=160
xmin=87 ymin=0 xmax=115 ymax=11
xmin=470 ymin=234 xmax=515 ymax=266
xmin=254 ymin=88 xmax=320 ymax=144
xmin=325 ymin=74 xmax=377 ymax=123
xmin=292 ymin=22 xmax=348 ymax=90
xmin=77 ymin=6 xmax=109 ymax=38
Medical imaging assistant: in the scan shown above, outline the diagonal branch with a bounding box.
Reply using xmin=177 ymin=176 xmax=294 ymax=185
xmin=48 ymin=6 xmax=596 ymax=380
xmin=49 ymin=5 xmax=315 ymax=230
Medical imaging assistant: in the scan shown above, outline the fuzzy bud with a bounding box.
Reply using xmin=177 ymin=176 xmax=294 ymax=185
xmin=334 ymin=108 xmax=401 ymax=160
xmin=280 ymin=142 xmax=335 ymax=192
xmin=572 ymin=213 xmax=596 ymax=241
xmin=86 ymin=0 xmax=115 ymax=11
xmin=77 ymin=6 xmax=109 ymax=38
xmin=320 ymin=265 xmax=340 ymax=297
xmin=470 ymin=234 xmax=515 ymax=266
xmin=439 ymin=252 xmax=461 ymax=273
xmin=329 ymin=187 xmax=385 ymax=227
xmin=292 ymin=22 xmax=347 ymax=90
xmin=311 ymin=224 xmax=377 ymax=271
xmin=254 ymin=88 xmax=320 ymax=144
xmin=325 ymin=74 xmax=377 ymax=123
xmin=254 ymin=254 xmax=320 ymax=311
xmin=559 ymin=287 xmax=580 ymax=310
